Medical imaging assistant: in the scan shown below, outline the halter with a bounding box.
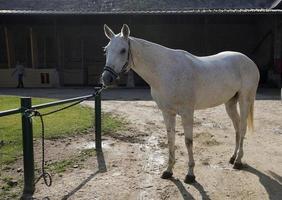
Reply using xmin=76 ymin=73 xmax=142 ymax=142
xmin=103 ymin=40 xmax=132 ymax=78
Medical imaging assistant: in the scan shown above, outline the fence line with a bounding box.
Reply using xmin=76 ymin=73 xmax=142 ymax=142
xmin=0 ymin=87 xmax=103 ymax=199
xmin=0 ymin=107 xmax=21 ymax=117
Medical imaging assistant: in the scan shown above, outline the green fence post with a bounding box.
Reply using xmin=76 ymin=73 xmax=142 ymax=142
xmin=21 ymin=97 xmax=35 ymax=199
xmin=95 ymin=88 xmax=102 ymax=151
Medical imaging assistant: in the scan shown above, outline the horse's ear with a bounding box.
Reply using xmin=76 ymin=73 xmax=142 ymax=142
xmin=104 ymin=24 xmax=115 ymax=39
xmin=121 ymin=24 xmax=130 ymax=39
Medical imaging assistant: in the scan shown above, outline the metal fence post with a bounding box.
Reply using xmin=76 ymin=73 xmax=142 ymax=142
xmin=21 ymin=97 xmax=35 ymax=199
xmin=94 ymin=88 xmax=102 ymax=151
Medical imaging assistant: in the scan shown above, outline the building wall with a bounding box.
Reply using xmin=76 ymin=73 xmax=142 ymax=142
xmin=0 ymin=14 xmax=281 ymax=87
xmin=0 ymin=68 xmax=59 ymax=87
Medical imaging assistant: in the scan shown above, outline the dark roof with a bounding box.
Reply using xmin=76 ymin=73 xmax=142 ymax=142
xmin=0 ymin=0 xmax=281 ymax=15
xmin=271 ymin=0 xmax=282 ymax=8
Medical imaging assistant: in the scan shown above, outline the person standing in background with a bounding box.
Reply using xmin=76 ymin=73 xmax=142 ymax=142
xmin=12 ymin=61 xmax=25 ymax=88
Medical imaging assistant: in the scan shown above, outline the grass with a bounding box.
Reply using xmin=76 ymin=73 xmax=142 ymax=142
xmin=0 ymin=175 xmax=23 ymax=199
xmin=102 ymin=112 xmax=126 ymax=134
xmin=0 ymin=95 xmax=125 ymax=165
xmin=47 ymin=148 xmax=96 ymax=174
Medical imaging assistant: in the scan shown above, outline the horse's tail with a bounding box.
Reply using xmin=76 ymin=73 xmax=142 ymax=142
xmin=247 ymin=101 xmax=254 ymax=133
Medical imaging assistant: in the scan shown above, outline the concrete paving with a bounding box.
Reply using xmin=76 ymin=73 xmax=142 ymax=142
xmin=0 ymin=87 xmax=152 ymax=101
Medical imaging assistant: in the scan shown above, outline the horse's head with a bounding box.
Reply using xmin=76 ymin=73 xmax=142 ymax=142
xmin=102 ymin=24 xmax=131 ymax=86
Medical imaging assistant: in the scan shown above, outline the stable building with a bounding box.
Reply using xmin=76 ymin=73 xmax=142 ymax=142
xmin=0 ymin=0 xmax=281 ymax=88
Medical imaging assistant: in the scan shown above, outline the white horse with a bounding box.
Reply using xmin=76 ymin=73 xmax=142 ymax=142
xmin=102 ymin=24 xmax=260 ymax=183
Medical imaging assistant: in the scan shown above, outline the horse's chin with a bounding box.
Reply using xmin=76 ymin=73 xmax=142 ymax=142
xmin=101 ymin=81 xmax=113 ymax=88
xmin=102 ymin=83 xmax=109 ymax=88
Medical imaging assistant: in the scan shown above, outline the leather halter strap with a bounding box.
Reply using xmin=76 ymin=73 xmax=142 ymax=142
xmin=103 ymin=66 xmax=119 ymax=78
xmin=103 ymin=40 xmax=131 ymax=78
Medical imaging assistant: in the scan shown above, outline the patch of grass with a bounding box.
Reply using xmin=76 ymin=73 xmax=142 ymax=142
xmin=102 ymin=113 xmax=127 ymax=134
xmin=0 ymin=96 xmax=92 ymax=165
xmin=47 ymin=159 xmax=76 ymax=174
xmin=0 ymin=96 xmax=124 ymax=165
xmin=81 ymin=148 xmax=97 ymax=157
xmin=46 ymin=148 xmax=96 ymax=174
xmin=1 ymin=176 xmax=16 ymax=191
xmin=0 ymin=175 xmax=22 ymax=200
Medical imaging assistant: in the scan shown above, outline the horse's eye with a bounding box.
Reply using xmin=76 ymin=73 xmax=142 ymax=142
xmin=120 ymin=48 xmax=126 ymax=54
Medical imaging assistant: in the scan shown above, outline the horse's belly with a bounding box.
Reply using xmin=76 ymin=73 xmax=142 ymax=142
xmin=194 ymin=80 xmax=240 ymax=110
xmin=194 ymin=90 xmax=237 ymax=109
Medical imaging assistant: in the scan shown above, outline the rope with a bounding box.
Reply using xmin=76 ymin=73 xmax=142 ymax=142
xmin=24 ymin=86 xmax=105 ymax=187
xmin=39 ymin=98 xmax=87 ymax=117
xmin=24 ymin=109 xmax=52 ymax=187
xmin=37 ymin=86 xmax=105 ymax=117
xmin=33 ymin=111 xmax=52 ymax=187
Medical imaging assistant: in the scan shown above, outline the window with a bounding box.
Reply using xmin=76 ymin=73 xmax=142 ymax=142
xmin=64 ymin=36 xmax=82 ymax=69
xmin=12 ymin=26 xmax=31 ymax=68
xmin=38 ymin=34 xmax=56 ymax=68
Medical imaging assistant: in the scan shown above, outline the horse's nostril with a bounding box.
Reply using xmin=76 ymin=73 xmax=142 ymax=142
xmin=102 ymin=73 xmax=114 ymax=85
xmin=109 ymin=76 xmax=113 ymax=83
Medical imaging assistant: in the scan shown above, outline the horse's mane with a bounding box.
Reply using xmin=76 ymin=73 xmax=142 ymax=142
xmin=130 ymin=37 xmax=172 ymax=51
xmin=130 ymin=36 xmax=196 ymax=59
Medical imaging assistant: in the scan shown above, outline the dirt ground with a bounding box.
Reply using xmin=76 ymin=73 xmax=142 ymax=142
xmin=29 ymin=97 xmax=282 ymax=200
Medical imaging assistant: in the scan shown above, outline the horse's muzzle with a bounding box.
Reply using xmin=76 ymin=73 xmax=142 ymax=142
xmin=102 ymin=71 xmax=116 ymax=86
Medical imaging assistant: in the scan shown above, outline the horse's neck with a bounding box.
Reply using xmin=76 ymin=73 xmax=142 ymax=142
xmin=130 ymin=37 xmax=170 ymax=89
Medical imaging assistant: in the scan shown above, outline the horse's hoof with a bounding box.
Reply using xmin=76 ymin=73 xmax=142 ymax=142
xmin=233 ymin=162 xmax=243 ymax=170
xmin=229 ymin=157 xmax=235 ymax=165
xmin=161 ymin=171 xmax=173 ymax=179
xmin=184 ymin=175 xmax=196 ymax=184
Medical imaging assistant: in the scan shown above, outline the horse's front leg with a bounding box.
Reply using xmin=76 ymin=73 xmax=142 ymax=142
xmin=161 ymin=110 xmax=176 ymax=179
xmin=181 ymin=110 xmax=196 ymax=183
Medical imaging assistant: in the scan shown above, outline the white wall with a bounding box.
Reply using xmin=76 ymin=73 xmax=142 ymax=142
xmin=0 ymin=68 xmax=60 ymax=87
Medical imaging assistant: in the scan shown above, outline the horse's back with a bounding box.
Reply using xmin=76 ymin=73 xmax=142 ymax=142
xmin=192 ymin=51 xmax=259 ymax=109
xmin=205 ymin=51 xmax=260 ymax=91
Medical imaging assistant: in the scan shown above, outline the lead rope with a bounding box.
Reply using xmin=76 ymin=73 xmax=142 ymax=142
xmin=33 ymin=111 xmax=52 ymax=187
xmin=24 ymin=109 xmax=52 ymax=187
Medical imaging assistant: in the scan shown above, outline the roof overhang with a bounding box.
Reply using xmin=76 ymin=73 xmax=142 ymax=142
xmin=0 ymin=9 xmax=282 ymax=16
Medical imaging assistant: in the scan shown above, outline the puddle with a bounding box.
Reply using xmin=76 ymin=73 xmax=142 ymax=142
xmin=145 ymin=146 xmax=165 ymax=166
xmin=143 ymin=135 xmax=166 ymax=170
xmin=77 ymin=140 xmax=115 ymax=150
xmin=138 ymin=134 xmax=165 ymax=199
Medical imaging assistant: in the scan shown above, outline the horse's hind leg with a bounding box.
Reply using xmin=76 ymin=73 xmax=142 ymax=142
xmin=161 ymin=110 xmax=176 ymax=179
xmin=181 ymin=110 xmax=196 ymax=184
xmin=225 ymin=94 xmax=240 ymax=164
xmin=233 ymin=93 xmax=254 ymax=169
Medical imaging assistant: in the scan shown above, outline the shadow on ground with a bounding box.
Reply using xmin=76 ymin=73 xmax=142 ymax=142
xmin=61 ymin=150 xmax=107 ymax=200
xmin=170 ymin=177 xmax=211 ymax=200
xmin=243 ymin=164 xmax=282 ymax=200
